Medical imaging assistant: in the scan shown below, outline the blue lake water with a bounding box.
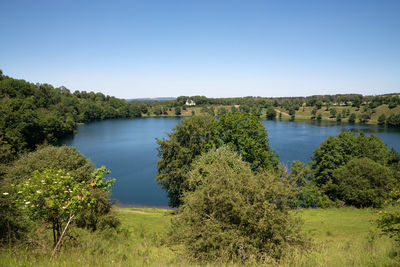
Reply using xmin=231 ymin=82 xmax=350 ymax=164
xmin=59 ymin=117 xmax=400 ymax=207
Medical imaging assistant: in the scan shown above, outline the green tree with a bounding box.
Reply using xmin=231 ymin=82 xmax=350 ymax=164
xmin=348 ymin=113 xmax=356 ymax=123
xmin=266 ymin=107 xmax=276 ymax=120
xmin=333 ymin=158 xmax=395 ymax=207
xmin=311 ymin=107 xmax=317 ymax=119
xmin=388 ymin=98 xmax=398 ymax=109
xmin=316 ymin=100 xmax=323 ymax=109
xmin=336 ymin=113 xmax=342 ymax=122
xmin=317 ymin=113 xmax=322 ymax=121
xmin=156 ymin=113 xmax=278 ymax=207
xmin=387 ymin=114 xmax=400 ymax=127
xmin=174 ymin=106 xmax=181 ymax=116
xmin=217 ymin=107 xmax=227 ymax=116
xmin=4 ymin=146 xmax=95 ymax=184
xmin=156 ymin=115 xmax=216 ymax=207
xmin=169 ymin=147 xmax=306 ymax=262
xmin=214 ymin=112 xmax=278 ymax=171
xmin=311 ymin=132 xmax=397 ymax=201
xmin=288 ymin=161 xmax=332 ymax=208
xmin=329 ymin=108 xmax=337 ymax=118
xmin=378 ymin=114 xmax=386 ymax=125
xmin=341 ymin=108 xmax=346 ymax=118
xmin=153 ymin=105 xmax=162 ymax=115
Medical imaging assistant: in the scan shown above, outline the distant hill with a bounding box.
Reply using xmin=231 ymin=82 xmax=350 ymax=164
xmin=127 ymin=97 xmax=176 ymax=102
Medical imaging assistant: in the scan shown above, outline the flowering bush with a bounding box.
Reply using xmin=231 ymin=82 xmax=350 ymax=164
xmin=15 ymin=166 xmax=114 ymax=246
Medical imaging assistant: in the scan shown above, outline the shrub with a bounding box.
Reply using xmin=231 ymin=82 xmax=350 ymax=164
xmin=169 ymin=147 xmax=306 ymax=263
xmin=2 ymin=146 xmax=119 ymax=239
xmin=333 ymin=158 xmax=395 ymax=207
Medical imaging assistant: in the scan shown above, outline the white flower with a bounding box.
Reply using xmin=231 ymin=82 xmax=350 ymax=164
xmin=18 ymin=191 xmax=22 ymax=194
xmin=62 ymin=206 xmax=66 ymax=209
xmin=41 ymin=180 xmax=44 ymax=183
xmin=54 ymin=181 xmax=58 ymax=184
xmin=36 ymin=190 xmax=41 ymax=194
xmin=25 ymin=201 xmax=31 ymax=205
xmin=3 ymin=192 xmax=9 ymax=195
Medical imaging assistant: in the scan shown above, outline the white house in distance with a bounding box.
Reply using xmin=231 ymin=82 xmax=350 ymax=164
xmin=185 ymin=99 xmax=196 ymax=106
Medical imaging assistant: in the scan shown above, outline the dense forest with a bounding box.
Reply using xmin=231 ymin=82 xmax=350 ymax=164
xmin=0 ymin=70 xmax=142 ymax=166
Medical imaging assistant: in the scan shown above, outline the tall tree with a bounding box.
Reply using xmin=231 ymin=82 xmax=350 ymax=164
xmin=156 ymin=113 xmax=278 ymax=207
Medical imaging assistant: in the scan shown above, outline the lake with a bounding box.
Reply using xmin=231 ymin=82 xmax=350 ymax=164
xmin=60 ymin=117 xmax=400 ymax=207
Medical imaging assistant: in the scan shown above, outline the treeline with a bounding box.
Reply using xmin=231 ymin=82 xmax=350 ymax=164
xmin=176 ymin=94 xmax=400 ymax=109
xmin=0 ymin=71 xmax=142 ymax=165
xmin=135 ymin=94 xmax=400 ymax=127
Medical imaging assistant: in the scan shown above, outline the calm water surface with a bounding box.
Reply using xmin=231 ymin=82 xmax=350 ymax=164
xmin=60 ymin=117 xmax=400 ymax=207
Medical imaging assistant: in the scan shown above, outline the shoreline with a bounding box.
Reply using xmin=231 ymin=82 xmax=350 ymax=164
xmin=115 ymin=202 xmax=173 ymax=210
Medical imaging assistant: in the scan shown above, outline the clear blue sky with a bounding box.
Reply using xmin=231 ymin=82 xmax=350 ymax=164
xmin=1 ymin=0 xmax=399 ymax=98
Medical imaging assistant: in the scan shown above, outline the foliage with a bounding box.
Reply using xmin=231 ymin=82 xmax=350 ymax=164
xmin=214 ymin=112 xmax=278 ymax=170
xmin=329 ymin=108 xmax=337 ymax=118
xmin=0 ymin=74 xmax=142 ymax=164
xmin=174 ymin=106 xmax=181 ymax=116
xmin=311 ymin=131 xmax=399 ymax=204
xmin=288 ymin=161 xmax=333 ymax=208
xmin=336 ymin=113 xmax=342 ymax=122
xmin=0 ymin=146 xmax=118 ymax=244
xmin=169 ymin=147 xmax=306 ymax=263
xmin=348 ymin=113 xmax=356 ymax=123
xmin=156 ymin=115 xmax=216 ymax=207
xmin=378 ymin=114 xmax=387 ymax=125
xmin=217 ymin=107 xmax=227 ymax=116
xmin=377 ymin=181 xmax=400 ymax=245
xmin=4 ymin=146 xmax=95 ymax=185
xmin=333 ymin=158 xmax=395 ymax=207
xmin=378 ymin=205 xmax=400 ymax=246
xmin=156 ymin=113 xmax=278 ymax=207
xmin=387 ymin=114 xmax=400 ymax=127
xmin=13 ymin=167 xmax=114 ymax=246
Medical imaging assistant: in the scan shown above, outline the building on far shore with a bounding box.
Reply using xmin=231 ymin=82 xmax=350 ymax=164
xmin=185 ymin=99 xmax=196 ymax=106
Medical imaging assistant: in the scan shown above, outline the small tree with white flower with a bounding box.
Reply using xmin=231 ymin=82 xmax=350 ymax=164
xmin=16 ymin=166 xmax=114 ymax=255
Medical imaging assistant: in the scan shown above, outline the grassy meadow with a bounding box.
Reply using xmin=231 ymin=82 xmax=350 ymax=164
xmin=0 ymin=207 xmax=398 ymax=267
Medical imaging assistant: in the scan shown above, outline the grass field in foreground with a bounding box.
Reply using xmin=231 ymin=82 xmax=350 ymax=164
xmin=0 ymin=207 xmax=398 ymax=266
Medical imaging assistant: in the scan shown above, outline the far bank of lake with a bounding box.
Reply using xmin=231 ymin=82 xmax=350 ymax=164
xmin=59 ymin=117 xmax=400 ymax=207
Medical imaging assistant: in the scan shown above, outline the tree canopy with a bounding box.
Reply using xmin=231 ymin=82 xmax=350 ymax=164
xmin=333 ymin=158 xmax=395 ymax=208
xmin=0 ymin=74 xmax=142 ymax=165
xmin=311 ymin=131 xmax=399 ymax=205
xmin=156 ymin=113 xmax=278 ymax=207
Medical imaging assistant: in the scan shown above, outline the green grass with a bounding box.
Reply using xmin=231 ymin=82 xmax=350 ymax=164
xmin=1 ymin=207 xmax=398 ymax=266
